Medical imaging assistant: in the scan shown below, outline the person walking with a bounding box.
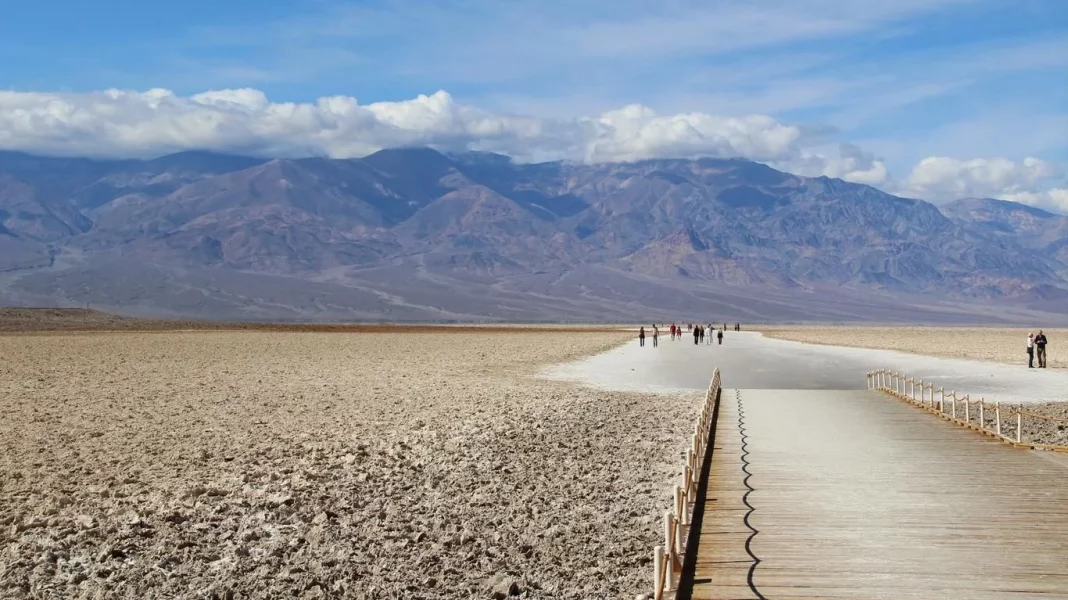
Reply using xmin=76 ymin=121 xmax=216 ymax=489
xmin=652 ymin=324 xmax=659 ymax=348
xmin=693 ymin=325 xmax=700 ymax=345
xmin=670 ymin=323 xmax=676 ymax=340
xmin=717 ymin=329 xmax=723 ymax=345
xmin=1035 ymin=330 xmax=1048 ymax=368
xmin=1027 ymin=333 xmax=1035 ymax=368
xmin=639 ymin=326 xmax=646 ymax=348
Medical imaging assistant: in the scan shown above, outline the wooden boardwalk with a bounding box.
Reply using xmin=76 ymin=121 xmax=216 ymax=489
xmin=682 ymin=389 xmax=1068 ymax=600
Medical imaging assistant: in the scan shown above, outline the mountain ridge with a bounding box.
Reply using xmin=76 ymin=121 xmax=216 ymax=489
xmin=1 ymin=147 xmax=1065 ymax=323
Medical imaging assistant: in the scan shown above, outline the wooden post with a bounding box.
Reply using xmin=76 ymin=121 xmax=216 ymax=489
xmin=682 ymin=467 xmax=692 ymax=521
xmin=675 ymin=509 xmax=684 ymax=556
xmin=996 ymin=402 xmax=1001 ymax=437
xmin=910 ymin=378 xmax=914 ymax=399
xmin=980 ymin=398 xmax=985 ymax=431
xmin=674 ymin=486 xmax=683 ymax=523
xmin=1017 ymin=409 xmax=1022 ymax=444
xmin=951 ymin=393 xmax=956 ymax=419
xmin=937 ymin=387 xmax=943 ymax=410
xmin=654 ymin=546 xmax=665 ymax=598
xmin=662 ymin=511 xmax=675 ymax=591
xmin=965 ymin=396 xmax=970 ymax=423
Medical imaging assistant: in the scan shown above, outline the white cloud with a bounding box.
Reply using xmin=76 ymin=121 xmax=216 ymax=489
xmin=1001 ymin=188 xmax=1068 ymax=213
xmin=899 ymin=156 xmax=1065 ymax=210
xmin=0 ymin=88 xmax=804 ymax=164
xmin=0 ymin=87 xmax=1064 ymax=213
xmin=771 ymin=143 xmax=890 ymax=187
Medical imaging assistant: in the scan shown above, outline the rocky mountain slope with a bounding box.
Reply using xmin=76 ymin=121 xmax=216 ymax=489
xmin=1 ymin=148 xmax=1065 ymax=322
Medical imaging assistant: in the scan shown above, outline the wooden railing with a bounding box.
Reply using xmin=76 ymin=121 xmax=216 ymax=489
xmin=867 ymin=369 xmax=1068 ymax=453
xmin=653 ymin=367 xmax=721 ymax=600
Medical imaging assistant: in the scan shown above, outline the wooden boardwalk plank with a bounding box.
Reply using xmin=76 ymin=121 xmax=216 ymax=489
xmin=684 ymin=389 xmax=1068 ymax=600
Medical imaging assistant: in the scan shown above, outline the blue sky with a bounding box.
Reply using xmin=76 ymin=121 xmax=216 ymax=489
xmin=1 ymin=0 xmax=1066 ymax=209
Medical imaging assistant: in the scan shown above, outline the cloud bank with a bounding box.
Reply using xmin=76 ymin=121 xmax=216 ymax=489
xmin=0 ymin=88 xmax=1064 ymax=212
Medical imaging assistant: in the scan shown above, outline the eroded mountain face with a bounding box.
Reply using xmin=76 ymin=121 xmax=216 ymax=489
xmin=1 ymin=148 xmax=1065 ymax=321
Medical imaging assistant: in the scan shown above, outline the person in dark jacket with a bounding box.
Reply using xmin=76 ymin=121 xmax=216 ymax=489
xmin=717 ymin=329 xmax=724 ymax=345
xmin=1035 ymin=330 xmax=1048 ymax=368
xmin=639 ymin=326 xmax=645 ymax=347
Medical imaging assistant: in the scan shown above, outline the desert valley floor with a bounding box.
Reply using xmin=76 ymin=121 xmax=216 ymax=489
xmin=1 ymin=329 xmax=700 ymax=599
xmin=2 ymin=323 xmax=1065 ymax=599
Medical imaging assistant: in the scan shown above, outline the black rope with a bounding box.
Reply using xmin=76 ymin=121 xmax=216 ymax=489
xmin=737 ymin=390 xmax=766 ymax=600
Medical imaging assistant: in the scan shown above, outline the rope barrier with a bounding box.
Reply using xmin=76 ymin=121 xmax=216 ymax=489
xmin=866 ymin=369 xmax=1068 ymax=452
xmin=653 ymin=367 xmax=721 ymax=600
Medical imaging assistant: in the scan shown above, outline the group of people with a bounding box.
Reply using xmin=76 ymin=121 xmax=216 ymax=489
xmin=1027 ymin=330 xmax=1049 ymax=368
xmin=637 ymin=322 xmax=740 ymax=347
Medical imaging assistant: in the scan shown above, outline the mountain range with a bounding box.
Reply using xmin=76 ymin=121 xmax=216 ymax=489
xmin=1 ymin=147 xmax=1066 ymax=323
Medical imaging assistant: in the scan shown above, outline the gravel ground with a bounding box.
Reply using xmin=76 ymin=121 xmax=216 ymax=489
xmin=0 ymin=331 xmax=699 ymax=599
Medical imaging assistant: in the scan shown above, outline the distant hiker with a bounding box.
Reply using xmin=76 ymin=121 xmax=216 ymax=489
xmin=693 ymin=326 xmax=700 ymax=345
xmin=1035 ymin=330 xmax=1048 ymax=368
xmin=735 ymin=323 xmax=740 ymax=332
xmin=707 ymin=323 xmax=714 ymax=344
xmin=639 ymin=326 xmax=646 ymax=348
xmin=1027 ymin=333 xmax=1035 ymax=368
xmin=698 ymin=326 xmax=705 ymax=345
xmin=652 ymin=325 xmax=659 ymax=348
xmin=670 ymin=324 xmax=676 ymax=340
xmin=717 ymin=329 xmax=724 ymax=345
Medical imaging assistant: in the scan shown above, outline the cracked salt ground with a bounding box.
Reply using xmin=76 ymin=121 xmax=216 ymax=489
xmin=0 ymin=330 xmax=703 ymax=599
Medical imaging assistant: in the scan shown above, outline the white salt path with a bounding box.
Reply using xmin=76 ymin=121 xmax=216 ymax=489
xmin=544 ymin=331 xmax=1068 ymax=404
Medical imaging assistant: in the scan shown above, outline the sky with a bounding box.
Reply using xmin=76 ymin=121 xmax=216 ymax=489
xmin=1 ymin=0 xmax=1066 ymax=211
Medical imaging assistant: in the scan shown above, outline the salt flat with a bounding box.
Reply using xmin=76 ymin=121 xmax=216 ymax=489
xmin=0 ymin=330 xmax=699 ymax=599
xmin=545 ymin=330 xmax=1068 ymax=404
xmin=761 ymin=326 xmax=1067 ymax=370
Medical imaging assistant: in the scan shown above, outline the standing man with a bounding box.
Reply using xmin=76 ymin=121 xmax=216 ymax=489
xmin=1035 ymin=330 xmax=1048 ymax=368
xmin=1027 ymin=333 xmax=1035 ymax=368
xmin=652 ymin=324 xmax=659 ymax=348
xmin=717 ymin=329 xmax=724 ymax=345
xmin=639 ymin=326 xmax=646 ymax=348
